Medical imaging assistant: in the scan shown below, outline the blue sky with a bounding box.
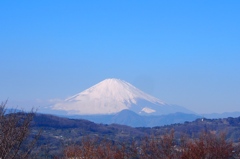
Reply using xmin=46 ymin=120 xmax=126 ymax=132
xmin=1 ymin=1 xmax=240 ymax=114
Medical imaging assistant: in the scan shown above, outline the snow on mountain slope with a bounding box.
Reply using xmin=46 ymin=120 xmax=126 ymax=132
xmin=52 ymin=78 xmax=192 ymax=115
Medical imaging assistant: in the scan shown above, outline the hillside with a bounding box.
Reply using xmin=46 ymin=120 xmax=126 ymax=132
xmin=30 ymin=113 xmax=240 ymax=157
xmin=32 ymin=113 xmax=240 ymax=142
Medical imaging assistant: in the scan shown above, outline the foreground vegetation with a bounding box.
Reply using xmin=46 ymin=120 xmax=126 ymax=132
xmin=0 ymin=101 xmax=41 ymax=159
xmin=64 ymin=130 xmax=240 ymax=159
xmin=1 ymin=101 xmax=240 ymax=158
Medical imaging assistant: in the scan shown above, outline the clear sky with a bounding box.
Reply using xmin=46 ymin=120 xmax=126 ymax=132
xmin=1 ymin=1 xmax=240 ymax=114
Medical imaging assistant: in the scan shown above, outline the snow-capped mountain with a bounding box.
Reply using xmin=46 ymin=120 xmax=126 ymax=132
xmin=52 ymin=78 xmax=192 ymax=115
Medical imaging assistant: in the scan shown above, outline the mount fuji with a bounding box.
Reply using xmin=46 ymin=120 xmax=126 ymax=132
xmin=51 ymin=78 xmax=193 ymax=116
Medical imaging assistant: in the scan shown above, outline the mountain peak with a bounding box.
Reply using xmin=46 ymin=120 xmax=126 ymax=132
xmin=52 ymin=78 xmax=191 ymax=115
xmin=66 ymin=78 xmax=164 ymax=105
xmin=102 ymin=78 xmax=123 ymax=82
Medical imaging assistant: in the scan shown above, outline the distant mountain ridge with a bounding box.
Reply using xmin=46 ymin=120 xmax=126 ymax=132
xmin=201 ymin=112 xmax=240 ymax=119
xmin=52 ymin=78 xmax=193 ymax=115
xmin=69 ymin=109 xmax=200 ymax=127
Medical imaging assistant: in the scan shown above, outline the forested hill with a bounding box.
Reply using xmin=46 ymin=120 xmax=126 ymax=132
xmin=32 ymin=113 xmax=240 ymax=142
xmin=139 ymin=116 xmax=240 ymax=142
